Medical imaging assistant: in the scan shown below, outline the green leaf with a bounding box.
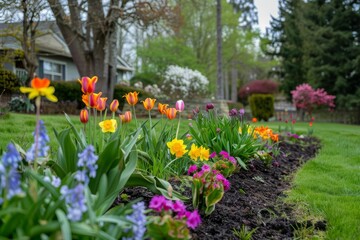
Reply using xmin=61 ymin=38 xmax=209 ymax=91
xmin=56 ymin=209 xmax=72 ymax=240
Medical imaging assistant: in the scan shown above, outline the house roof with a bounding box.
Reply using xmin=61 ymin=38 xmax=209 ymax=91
xmin=0 ymin=21 xmax=133 ymax=72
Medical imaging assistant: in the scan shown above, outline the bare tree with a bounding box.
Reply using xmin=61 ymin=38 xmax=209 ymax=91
xmin=46 ymin=0 xmax=172 ymax=99
xmin=216 ymin=0 xmax=223 ymax=100
xmin=0 ymin=0 xmax=49 ymax=82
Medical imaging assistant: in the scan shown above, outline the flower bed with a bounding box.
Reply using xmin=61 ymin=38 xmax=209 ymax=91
xmin=0 ymin=76 xmax=322 ymax=239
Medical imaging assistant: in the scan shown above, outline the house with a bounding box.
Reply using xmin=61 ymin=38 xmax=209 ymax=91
xmin=0 ymin=21 xmax=134 ymax=82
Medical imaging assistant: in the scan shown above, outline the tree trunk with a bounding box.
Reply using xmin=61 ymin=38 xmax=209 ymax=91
xmin=216 ymin=0 xmax=224 ymax=100
xmin=231 ymin=60 xmax=238 ymax=102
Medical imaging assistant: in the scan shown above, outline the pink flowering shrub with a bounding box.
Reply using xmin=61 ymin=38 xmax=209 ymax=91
xmin=188 ymin=164 xmax=230 ymax=215
xmin=291 ymin=83 xmax=336 ymax=116
xmin=147 ymin=195 xmax=201 ymax=239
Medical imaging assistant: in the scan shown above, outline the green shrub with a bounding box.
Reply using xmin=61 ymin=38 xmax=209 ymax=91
xmin=114 ymin=84 xmax=154 ymax=111
xmin=227 ymin=101 xmax=244 ymax=111
xmin=51 ymin=80 xmax=82 ymax=108
xmin=249 ymin=94 xmax=274 ymax=121
xmin=8 ymin=96 xmax=34 ymax=113
xmin=0 ymin=68 xmax=21 ymax=94
xmin=130 ymin=72 xmax=162 ymax=87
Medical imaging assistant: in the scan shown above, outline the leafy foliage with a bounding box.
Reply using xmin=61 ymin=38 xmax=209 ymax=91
xmin=0 ymin=68 xmax=21 ymax=94
xmin=291 ymin=83 xmax=335 ymax=116
xmin=249 ymin=94 xmax=274 ymax=121
xmin=238 ymin=79 xmax=279 ymax=102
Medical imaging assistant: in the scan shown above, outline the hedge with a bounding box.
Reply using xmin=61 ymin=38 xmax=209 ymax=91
xmin=249 ymin=94 xmax=274 ymax=121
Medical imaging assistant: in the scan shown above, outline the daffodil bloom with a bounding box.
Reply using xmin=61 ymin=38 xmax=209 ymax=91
xmin=199 ymin=146 xmax=210 ymax=161
xmin=89 ymin=92 xmax=102 ymax=108
xmin=167 ymin=138 xmax=188 ymax=158
xmin=123 ymin=91 xmax=139 ymax=106
xmin=80 ymin=109 xmax=89 ymax=123
xmin=166 ymin=108 xmax=177 ymax=120
xmin=20 ymin=77 xmax=58 ymax=102
xmin=99 ymin=119 xmax=117 ymax=133
xmin=119 ymin=111 xmax=132 ymax=123
xmin=189 ymin=144 xmax=201 ymax=161
xmin=96 ymin=97 xmax=107 ymax=111
xmin=109 ymin=99 xmax=119 ymax=112
xmin=78 ymin=76 xmax=98 ymax=94
xmin=158 ymin=103 xmax=168 ymax=115
xmin=142 ymin=98 xmax=156 ymax=111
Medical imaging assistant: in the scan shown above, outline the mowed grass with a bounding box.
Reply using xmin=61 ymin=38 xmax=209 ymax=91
xmin=261 ymin=121 xmax=360 ymax=239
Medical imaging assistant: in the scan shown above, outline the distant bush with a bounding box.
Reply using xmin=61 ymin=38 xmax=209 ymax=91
xmin=0 ymin=68 xmax=21 ymax=94
xmin=130 ymin=72 xmax=162 ymax=88
xmin=249 ymin=94 xmax=274 ymax=121
xmin=238 ymin=80 xmax=279 ymax=103
xmin=51 ymin=80 xmax=82 ymax=108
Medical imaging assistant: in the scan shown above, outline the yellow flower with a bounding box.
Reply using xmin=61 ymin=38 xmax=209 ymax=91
xmin=99 ymin=119 xmax=117 ymax=133
xmin=20 ymin=77 xmax=58 ymax=102
xmin=167 ymin=138 xmax=188 ymax=158
xmin=199 ymin=146 xmax=210 ymax=161
xmin=188 ymin=144 xmax=201 ymax=161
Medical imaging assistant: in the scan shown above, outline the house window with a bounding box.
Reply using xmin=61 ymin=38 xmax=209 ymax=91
xmin=43 ymin=60 xmax=65 ymax=81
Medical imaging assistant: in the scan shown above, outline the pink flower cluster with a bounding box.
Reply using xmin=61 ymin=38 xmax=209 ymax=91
xmin=149 ymin=195 xmax=201 ymax=229
xmin=188 ymin=164 xmax=230 ymax=191
xmin=291 ymin=83 xmax=336 ymax=113
xmin=211 ymin=151 xmax=237 ymax=165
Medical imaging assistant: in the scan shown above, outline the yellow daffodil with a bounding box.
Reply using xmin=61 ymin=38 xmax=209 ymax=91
xmin=20 ymin=77 xmax=58 ymax=102
xmin=199 ymin=146 xmax=210 ymax=161
xmin=99 ymin=119 xmax=117 ymax=133
xmin=167 ymin=138 xmax=188 ymax=158
xmin=189 ymin=144 xmax=201 ymax=161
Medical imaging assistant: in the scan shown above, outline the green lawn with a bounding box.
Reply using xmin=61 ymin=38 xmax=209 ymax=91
xmin=1 ymin=114 xmax=359 ymax=239
xmin=262 ymin=121 xmax=360 ymax=239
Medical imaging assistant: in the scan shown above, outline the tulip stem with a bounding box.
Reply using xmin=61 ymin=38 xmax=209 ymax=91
xmin=148 ymin=111 xmax=152 ymax=130
xmin=34 ymin=97 xmax=41 ymax=170
xmin=176 ymin=112 xmax=181 ymax=139
xmin=132 ymin=105 xmax=138 ymax=128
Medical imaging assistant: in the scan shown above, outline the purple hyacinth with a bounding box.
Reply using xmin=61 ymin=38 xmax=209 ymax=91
xmin=75 ymin=145 xmax=98 ymax=184
xmin=239 ymin=108 xmax=245 ymax=116
xmin=0 ymin=143 xmax=23 ymax=204
xmin=123 ymin=202 xmax=147 ymax=240
xmin=2 ymin=143 xmax=21 ymax=168
xmin=229 ymin=108 xmax=238 ymax=116
xmin=61 ymin=183 xmax=87 ymax=221
xmin=26 ymin=120 xmax=50 ymax=162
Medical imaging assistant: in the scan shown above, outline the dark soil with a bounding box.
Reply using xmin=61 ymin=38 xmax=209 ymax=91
xmin=118 ymin=136 xmax=324 ymax=239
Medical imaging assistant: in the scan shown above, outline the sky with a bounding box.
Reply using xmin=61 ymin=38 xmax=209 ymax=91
xmin=254 ymin=0 xmax=279 ymax=33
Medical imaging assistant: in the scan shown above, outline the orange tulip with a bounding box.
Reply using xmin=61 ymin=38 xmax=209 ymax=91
xmin=119 ymin=111 xmax=132 ymax=123
xmin=78 ymin=76 xmax=98 ymax=94
xmin=142 ymin=98 xmax=156 ymax=111
xmin=166 ymin=108 xmax=177 ymax=120
xmin=80 ymin=109 xmax=89 ymax=123
xmin=123 ymin=91 xmax=139 ymax=106
xmin=309 ymin=121 xmax=313 ymax=127
xmin=89 ymin=92 xmax=102 ymax=108
xmin=82 ymin=94 xmax=89 ymax=107
xmin=158 ymin=103 xmax=168 ymax=115
xmin=96 ymin=97 xmax=108 ymax=111
xmin=109 ymin=99 xmax=119 ymax=112
xmin=252 ymin=117 xmax=258 ymax=123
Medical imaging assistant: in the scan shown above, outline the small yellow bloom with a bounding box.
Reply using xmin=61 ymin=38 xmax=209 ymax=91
xmin=20 ymin=77 xmax=58 ymax=102
xmin=188 ymin=144 xmax=201 ymax=161
xmin=199 ymin=146 xmax=210 ymax=161
xmin=99 ymin=119 xmax=117 ymax=133
xmin=167 ymin=138 xmax=188 ymax=158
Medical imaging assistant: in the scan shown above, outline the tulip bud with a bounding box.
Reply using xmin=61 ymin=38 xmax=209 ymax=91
xmin=89 ymin=92 xmax=102 ymax=108
xmin=175 ymin=100 xmax=185 ymax=112
xmin=166 ymin=108 xmax=177 ymax=120
xmin=206 ymin=103 xmax=214 ymax=111
xmin=109 ymin=99 xmax=119 ymax=112
xmin=80 ymin=109 xmax=89 ymax=124
xmin=239 ymin=108 xmax=245 ymax=116
xmin=96 ymin=97 xmax=107 ymax=111
xmin=119 ymin=111 xmax=132 ymax=123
